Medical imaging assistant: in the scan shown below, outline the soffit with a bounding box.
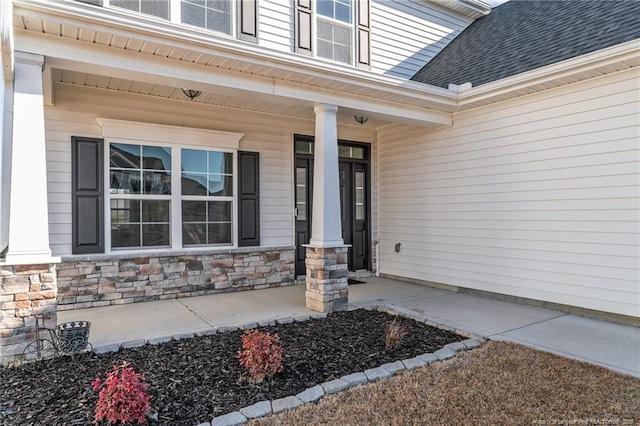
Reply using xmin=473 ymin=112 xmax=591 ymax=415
xmin=51 ymin=68 xmax=391 ymax=128
xmin=13 ymin=1 xmax=457 ymax=113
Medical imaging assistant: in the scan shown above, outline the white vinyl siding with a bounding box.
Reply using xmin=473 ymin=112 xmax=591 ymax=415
xmin=370 ymin=0 xmax=473 ymax=78
xmin=257 ymin=0 xmax=473 ymax=76
xmin=258 ymin=0 xmax=295 ymax=53
xmin=44 ymin=85 xmax=374 ymax=256
xmin=376 ymin=68 xmax=640 ymax=318
xmin=44 ymin=87 xmax=295 ymax=255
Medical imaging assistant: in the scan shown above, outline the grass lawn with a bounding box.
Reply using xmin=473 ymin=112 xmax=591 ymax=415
xmin=250 ymin=341 xmax=640 ymax=425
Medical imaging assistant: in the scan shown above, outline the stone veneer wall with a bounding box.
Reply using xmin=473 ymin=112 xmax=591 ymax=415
xmin=305 ymin=246 xmax=349 ymax=313
xmin=57 ymin=247 xmax=295 ymax=310
xmin=0 ymin=264 xmax=58 ymax=362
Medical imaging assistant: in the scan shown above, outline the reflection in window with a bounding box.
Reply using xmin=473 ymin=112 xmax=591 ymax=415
xmin=181 ymin=148 xmax=234 ymax=247
xmin=111 ymin=199 xmax=171 ymax=248
xmin=181 ymin=149 xmax=233 ymax=196
xmin=109 ymin=143 xmax=172 ymax=249
xmin=182 ymin=200 xmax=232 ymax=245
xmin=110 ymin=143 xmax=171 ymax=195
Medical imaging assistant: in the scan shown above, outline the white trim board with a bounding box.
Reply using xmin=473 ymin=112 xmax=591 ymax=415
xmin=97 ymin=118 xmax=244 ymax=148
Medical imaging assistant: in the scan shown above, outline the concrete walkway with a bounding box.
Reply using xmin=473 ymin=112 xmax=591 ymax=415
xmin=58 ymin=277 xmax=640 ymax=378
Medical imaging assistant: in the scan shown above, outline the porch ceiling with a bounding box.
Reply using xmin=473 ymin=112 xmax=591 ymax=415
xmin=51 ymin=68 xmax=391 ymax=127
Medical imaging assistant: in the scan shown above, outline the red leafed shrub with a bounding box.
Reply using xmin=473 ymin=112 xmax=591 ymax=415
xmin=92 ymin=361 xmax=151 ymax=425
xmin=238 ymin=329 xmax=284 ymax=382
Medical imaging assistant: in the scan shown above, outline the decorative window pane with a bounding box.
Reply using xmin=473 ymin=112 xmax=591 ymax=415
xmin=338 ymin=145 xmax=365 ymax=159
xmin=181 ymin=0 xmax=231 ymax=35
xmin=111 ymin=200 xmax=170 ymax=248
xmin=111 ymin=0 xmax=170 ymax=19
xmin=296 ymin=167 xmax=307 ymax=221
xmin=295 ymin=141 xmax=314 ymax=155
xmin=355 ymin=171 xmax=365 ymax=221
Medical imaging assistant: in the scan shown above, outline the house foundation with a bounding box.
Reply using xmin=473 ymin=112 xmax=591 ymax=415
xmin=305 ymin=246 xmax=349 ymax=313
xmin=56 ymin=247 xmax=296 ymax=310
xmin=0 ymin=263 xmax=58 ymax=363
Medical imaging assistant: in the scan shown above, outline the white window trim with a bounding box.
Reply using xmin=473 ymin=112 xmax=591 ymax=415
xmin=314 ymin=0 xmax=356 ymax=66
xmin=98 ymin=118 xmax=244 ymax=254
xmin=103 ymin=0 xmax=238 ymax=38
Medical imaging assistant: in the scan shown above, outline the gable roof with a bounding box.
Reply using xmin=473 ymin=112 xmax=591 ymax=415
xmin=411 ymin=0 xmax=640 ymax=88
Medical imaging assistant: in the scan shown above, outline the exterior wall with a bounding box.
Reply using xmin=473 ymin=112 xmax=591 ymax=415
xmin=56 ymin=247 xmax=295 ymax=310
xmin=370 ymin=0 xmax=473 ymax=78
xmin=45 ymin=84 xmax=374 ymax=257
xmin=256 ymin=0 xmax=473 ymax=79
xmin=376 ymin=68 xmax=640 ymax=318
xmin=258 ymin=0 xmax=294 ymax=53
xmin=0 ymin=264 xmax=58 ymax=362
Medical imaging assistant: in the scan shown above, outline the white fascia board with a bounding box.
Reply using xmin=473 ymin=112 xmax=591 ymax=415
xmin=16 ymin=31 xmax=451 ymax=127
xmin=14 ymin=0 xmax=456 ymax=107
xmin=457 ymin=39 xmax=640 ymax=109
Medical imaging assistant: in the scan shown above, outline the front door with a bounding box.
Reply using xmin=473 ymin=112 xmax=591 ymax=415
xmin=294 ymin=137 xmax=370 ymax=276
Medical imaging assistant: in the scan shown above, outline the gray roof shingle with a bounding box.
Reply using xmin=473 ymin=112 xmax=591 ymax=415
xmin=411 ymin=0 xmax=640 ymax=88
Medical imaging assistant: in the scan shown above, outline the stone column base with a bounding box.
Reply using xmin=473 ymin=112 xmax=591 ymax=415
xmin=0 ymin=263 xmax=58 ymax=364
xmin=304 ymin=246 xmax=349 ymax=313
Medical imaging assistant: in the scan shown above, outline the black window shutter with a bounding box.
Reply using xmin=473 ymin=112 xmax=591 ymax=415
xmin=356 ymin=0 xmax=371 ymax=68
xmin=71 ymin=137 xmax=104 ymax=254
xmin=238 ymin=0 xmax=258 ymax=43
xmin=238 ymin=151 xmax=260 ymax=247
xmin=295 ymin=0 xmax=313 ymax=56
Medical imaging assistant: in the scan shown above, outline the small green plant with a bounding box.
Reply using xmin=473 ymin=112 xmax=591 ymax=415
xmin=238 ymin=329 xmax=284 ymax=383
xmin=92 ymin=361 xmax=151 ymax=425
xmin=385 ymin=317 xmax=408 ymax=350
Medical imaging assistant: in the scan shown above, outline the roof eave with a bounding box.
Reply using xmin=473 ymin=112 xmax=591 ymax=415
xmin=455 ymin=39 xmax=640 ymax=111
xmin=429 ymin=0 xmax=492 ymax=19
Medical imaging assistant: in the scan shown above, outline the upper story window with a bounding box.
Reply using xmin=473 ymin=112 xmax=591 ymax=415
xmin=102 ymin=0 xmax=257 ymax=42
xmin=295 ymin=0 xmax=370 ymax=68
xmin=317 ymin=0 xmax=353 ymax=64
xmin=110 ymin=0 xmax=170 ymax=20
xmin=181 ymin=0 xmax=232 ymax=35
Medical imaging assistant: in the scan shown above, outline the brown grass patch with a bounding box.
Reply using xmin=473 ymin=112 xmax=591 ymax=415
xmin=250 ymin=341 xmax=640 ymax=425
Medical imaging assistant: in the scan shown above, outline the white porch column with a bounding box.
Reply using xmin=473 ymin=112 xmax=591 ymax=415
xmin=305 ymin=103 xmax=349 ymax=313
xmin=4 ymin=52 xmax=52 ymax=263
xmin=309 ymin=103 xmax=343 ymax=247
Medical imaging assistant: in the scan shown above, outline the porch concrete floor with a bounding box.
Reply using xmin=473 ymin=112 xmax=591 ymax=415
xmin=58 ymin=277 xmax=640 ymax=378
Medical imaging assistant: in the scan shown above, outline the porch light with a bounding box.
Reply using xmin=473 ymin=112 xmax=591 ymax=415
xmin=354 ymin=115 xmax=368 ymax=125
xmin=181 ymin=88 xmax=202 ymax=100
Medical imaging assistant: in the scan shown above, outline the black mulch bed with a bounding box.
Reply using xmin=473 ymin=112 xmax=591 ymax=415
xmin=1 ymin=309 xmax=464 ymax=425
